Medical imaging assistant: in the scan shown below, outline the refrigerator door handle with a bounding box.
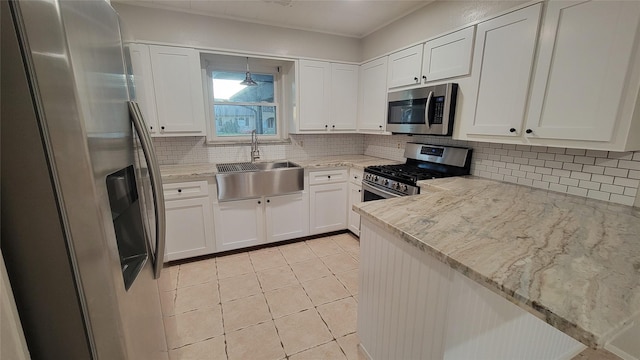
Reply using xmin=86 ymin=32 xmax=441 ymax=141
xmin=128 ymin=101 xmax=166 ymax=279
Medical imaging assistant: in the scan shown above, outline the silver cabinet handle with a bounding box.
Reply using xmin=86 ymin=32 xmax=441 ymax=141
xmin=128 ymin=101 xmax=165 ymax=279
xmin=424 ymin=90 xmax=434 ymax=127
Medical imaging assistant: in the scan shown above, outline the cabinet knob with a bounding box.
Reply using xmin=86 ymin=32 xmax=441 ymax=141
xmin=509 ymin=128 xmax=516 ymax=133
xmin=525 ymin=129 xmax=533 ymax=134
xmin=325 ymin=124 xmax=328 ymax=128
xmin=177 ymin=189 xmax=182 ymax=193
xmin=150 ymin=126 xmax=153 ymax=130
xmin=328 ymin=175 xmax=331 ymax=179
xmin=258 ymin=200 xmax=261 ymax=204
xmin=161 ymin=126 xmax=165 ymax=130
xmin=354 ymin=175 xmax=358 ymax=179
xmin=358 ymin=189 xmax=361 ymax=193
xmin=414 ymin=77 xmax=419 ymax=82
xmin=422 ymin=75 xmax=427 ymax=82
xmin=332 ymin=125 xmax=335 ymax=128
xmin=267 ymin=199 xmax=270 ymax=203
xmin=379 ymin=125 xmax=382 ymax=129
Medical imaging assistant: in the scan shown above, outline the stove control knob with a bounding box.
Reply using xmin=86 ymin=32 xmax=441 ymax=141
xmin=401 ymin=184 xmax=408 ymax=192
xmin=374 ymin=176 xmax=379 ymax=182
xmin=383 ymin=180 xmax=389 ymax=186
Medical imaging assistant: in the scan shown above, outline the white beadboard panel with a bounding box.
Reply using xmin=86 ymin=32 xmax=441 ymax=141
xmin=358 ymin=220 xmax=451 ymax=360
xmin=358 ymin=220 xmax=585 ymax=360
xmin=444 ymin=271 xmax=583 ymax=360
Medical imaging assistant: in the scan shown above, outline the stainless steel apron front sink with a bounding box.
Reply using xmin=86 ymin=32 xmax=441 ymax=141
xmin=215 ymin=161 xmax=304 ymax=201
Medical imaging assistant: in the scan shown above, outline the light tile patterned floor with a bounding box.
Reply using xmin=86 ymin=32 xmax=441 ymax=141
xmin=160 ymin=233 xmax=362 ymax=360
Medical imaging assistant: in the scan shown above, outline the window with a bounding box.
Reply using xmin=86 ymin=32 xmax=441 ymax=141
xmin=212 ymin=71 xmax=277 ymax=137
xmin=203 ymin=54 xmax=292 ymax=142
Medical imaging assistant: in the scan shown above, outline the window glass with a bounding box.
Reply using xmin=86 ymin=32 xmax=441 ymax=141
xmin=212 ymin=71 xmax=276 ymax=136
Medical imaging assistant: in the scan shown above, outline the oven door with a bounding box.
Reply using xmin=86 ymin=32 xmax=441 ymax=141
xmin=362 ymin=182 xmax=404 ymax=201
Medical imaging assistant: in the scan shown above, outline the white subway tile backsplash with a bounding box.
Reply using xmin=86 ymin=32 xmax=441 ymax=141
xmin=610 ymin=194 xmax=635 ymax=206
xmin=155 ymin=133 xmax=640 ymax=208
xmin=604 ymin=167 xmax=628 ymax=177
xmin=567 ymin=186 xmax=588 ymax=197
xmin=566 ymin=148 xmax=586 ymax=156
xmin=549 ymin=183 xmax=568 ymax=193
xmin=563 ymin=163 xmax=583 ymax=171
xmin=618 ymin=160 xmax=640 ymax=170
xmin=574 ymin=156 xmax=595 ymax=165
xmin=544 ymin=161 xmax=563 ymax=169
xmin=579 ymin=180 xmax=600 ymax=190
xmin=571 ymin=172 xmax=591 ymax=181
xmin=559 ymin=177 xmax=580 ymax=187
xmin=608 ymin=151 xmax=633 ymax=160
xmin=582 ymin=165 xmax=605 ymax=174
xmin=587 ymin=190 xmax=610 ymax=201
xmin=613 ymin=177 xmax=640 ymax=188
xmin=590 ymin=174 xmax=614 ymax=184
xmin=601 ymin=184 xmax=625 ymax=194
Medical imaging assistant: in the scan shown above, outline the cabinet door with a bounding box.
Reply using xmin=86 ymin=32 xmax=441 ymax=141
xmin=422 ymin=26 xmax=475 ymax=83
xmin=165 ymin=197 xmax=214 ymax=261
xmin=358 ymin=57 xmax=388 ymax=132
xmin=465 ymin=4 xmax=542 ymax=137
xmin=128 ymin=43 xmax=158 ymax=134
xmin=348 ymin=182 xmax=362 ymax=236
xmin=213 ymin=198 xmax=264 ymax=252
xmin=525 ymin=1 xmax=640 ymax=141
xmin=309 ymin=183 xmax=348 ymax=235
xmin=265 ymin=192 xmax=309 ymax=243
xmin=331 ymin=63 xmax=358 ymax=130
xmin=387 ymin=44 xmax=423 ymax=88
xmin=149 ymin=45 xmax=206 ymax=136
xmin=299 ymin=60 xmax=331 ymax=131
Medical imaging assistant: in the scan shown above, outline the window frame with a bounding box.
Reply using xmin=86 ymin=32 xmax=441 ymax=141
xmin=204 ymin=57 xmax=284 ymax=143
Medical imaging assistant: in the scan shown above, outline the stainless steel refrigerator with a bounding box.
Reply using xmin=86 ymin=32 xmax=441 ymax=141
xmin=1 ymin=0 xmax=168 ymax=358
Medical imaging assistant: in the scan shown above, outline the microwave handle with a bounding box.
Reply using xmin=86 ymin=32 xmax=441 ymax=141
xmin=424 ymin=91 xmax=434 ymax=127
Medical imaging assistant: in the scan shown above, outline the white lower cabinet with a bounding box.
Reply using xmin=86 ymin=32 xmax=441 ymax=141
xmin=348 ymin=168 xmax=363 ymax=236
xmin=164 ymin=181 xmax=215 ymax=261
xmin=213 ymin=193 xmax=309 ymax=252
xmin=265 ymin=192 xmax=309 ymax=243
xmin=309 ymin=180 xmax=348 ymax=235
xmin=348 ymin=182 xmax=362 ymax=236
xmin=213 ymin=198 xmax=264 ymax=252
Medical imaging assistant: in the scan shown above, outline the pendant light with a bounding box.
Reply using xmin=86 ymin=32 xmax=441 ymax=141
xmin=240 ymin=57 xmax=258 ymax=86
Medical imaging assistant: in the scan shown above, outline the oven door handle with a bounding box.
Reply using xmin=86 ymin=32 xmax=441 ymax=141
xmin=362 ymin=182 xmax=403 ymax=199
xmin=424 ymin=90 xmax=434 ymax=127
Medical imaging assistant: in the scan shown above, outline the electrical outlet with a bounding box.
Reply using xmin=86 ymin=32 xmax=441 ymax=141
xmin=397 ymin=143 xmax=401 ymax=149
xmin=299 ymin=140 xmax=304 ymax=148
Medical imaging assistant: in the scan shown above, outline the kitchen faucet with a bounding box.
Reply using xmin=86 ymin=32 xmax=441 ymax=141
xmin=250 ymin=129 xmax=260 ymax=163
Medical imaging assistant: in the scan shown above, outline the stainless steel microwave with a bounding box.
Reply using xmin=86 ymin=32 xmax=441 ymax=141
xmin=387 ymin=83 xmax=458 ymax=135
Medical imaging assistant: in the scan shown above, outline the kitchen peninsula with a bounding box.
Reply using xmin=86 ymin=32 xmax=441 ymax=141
xmin=354 ymin=177 xmax=640 ymax=359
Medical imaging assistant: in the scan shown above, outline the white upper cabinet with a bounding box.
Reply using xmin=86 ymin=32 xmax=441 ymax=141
xmin=330 ymin=63 xmax=358 ymax=130
xmin=422 ymin=26 xmax=475 ymax=83
xmin=462 ymin=4 xmax=542 ymax=137
xmin=148 ymin=45 xmax=206 ymax=136
xmin=298 ymin=60 xmax=332 ymax=131
xmin=525 ymin=0 xmax=640 ymax=144
xmin=297 ymin=60 xmax=357 ymax=132
xmin=387 ymin=44 xmax=424 ymax=88
xmin=128 ymin=43 xmax=158 ymax=134
xmin=358 ymin=57 xmax=389 ymax=132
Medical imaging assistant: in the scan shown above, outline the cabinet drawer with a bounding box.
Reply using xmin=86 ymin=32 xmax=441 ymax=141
xmin=163 ymin=180 xmax=208 ymax=200
xmin=349 ymin=168 xmax=364 ymax=185
xmin=309 ymin=169 xmax=348 ymax=185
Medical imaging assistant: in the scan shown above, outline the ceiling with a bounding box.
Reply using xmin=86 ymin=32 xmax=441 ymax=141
xmin=112 ymin=0 xmax=433 ymax=38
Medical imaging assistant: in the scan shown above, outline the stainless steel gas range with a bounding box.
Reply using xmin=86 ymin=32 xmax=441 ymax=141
xmin=362 ymin=143 xmax=472 ymax=201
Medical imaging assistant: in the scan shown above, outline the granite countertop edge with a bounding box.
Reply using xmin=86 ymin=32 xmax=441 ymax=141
xmin=354 ymin=176 xmax=640 ymax=349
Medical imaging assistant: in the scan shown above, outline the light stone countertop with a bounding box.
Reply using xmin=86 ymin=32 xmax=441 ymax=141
xmin=355 ymin=176 xmax=640 ymax=349
xmin=160 ymin=155 xmax=400 ymax=181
